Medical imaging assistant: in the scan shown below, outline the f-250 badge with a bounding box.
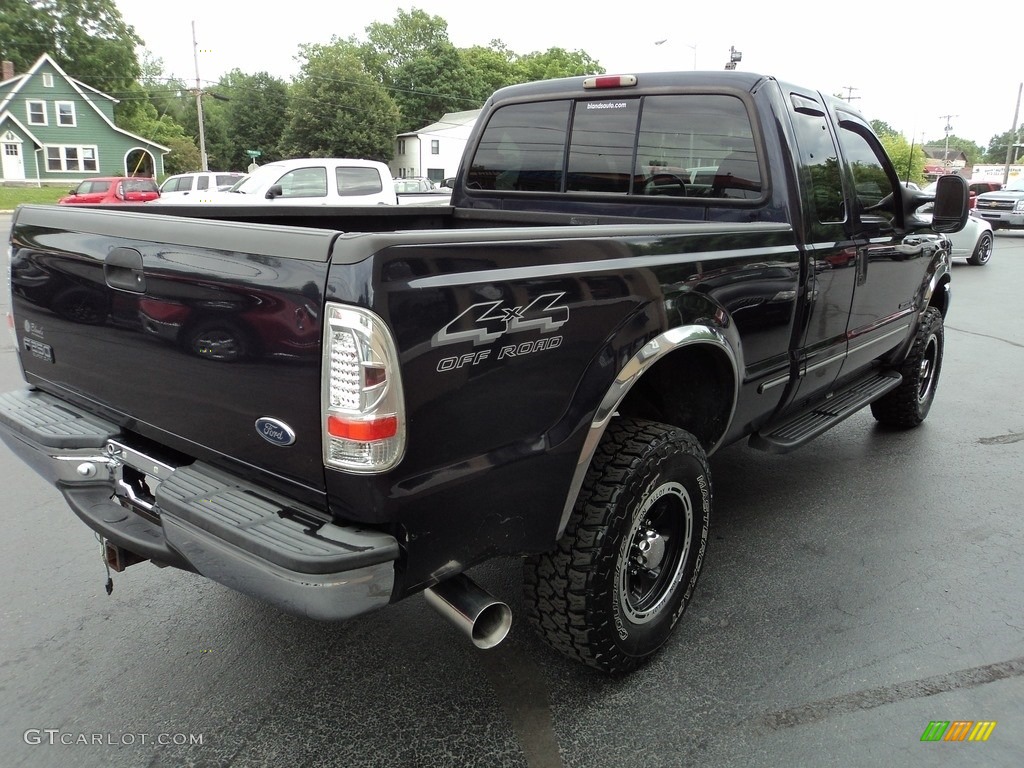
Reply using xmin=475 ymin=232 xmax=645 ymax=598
xmin=432 ymin=292 xmax=569 ymax=372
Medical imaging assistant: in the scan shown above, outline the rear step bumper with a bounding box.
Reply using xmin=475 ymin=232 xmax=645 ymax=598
xmin=0 ymin=388 xmax=399 ymax=621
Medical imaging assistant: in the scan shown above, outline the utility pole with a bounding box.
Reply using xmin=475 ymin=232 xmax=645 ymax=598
xmin=1003 ymin=83 xmax=1022 ymax=186
xmin=192 ymin=20 xmax=208 ymax=172
xmin=840 ymin=86 xmax=860 ymax=103
xmin=939 ymin=113 xmax=957 ymax=174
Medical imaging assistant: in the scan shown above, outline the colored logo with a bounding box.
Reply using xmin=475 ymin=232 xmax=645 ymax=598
xmin=255 ymin=418 xmax=296 ymax=447
xmin=920 ymin=721 xmax=997 ymax=742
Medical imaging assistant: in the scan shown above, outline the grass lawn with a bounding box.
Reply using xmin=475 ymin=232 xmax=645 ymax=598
xmin=0 ymin=186 xmax=66 ymax=210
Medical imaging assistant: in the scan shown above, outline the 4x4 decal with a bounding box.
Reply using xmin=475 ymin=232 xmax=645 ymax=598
xmin=432 ymin=292 xmax=569 ymax=348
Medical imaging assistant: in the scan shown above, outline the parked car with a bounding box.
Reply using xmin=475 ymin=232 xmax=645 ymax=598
xmin=394 ymin=176 xmax=452 ymax=206
xmin=158 ymin=159 xmax=397 ymax=206
xmin=58 ymin=177 xmax=159 ymax=205
xmin=968 ymin=180 xmax=1002 ymax=209
xmin=920 ymin=183 xmax=994 ymax=265
xmin=968 ymin=179 xmax=1024 ymax=228
xmin=158 ymin=172 xmax=245 ymax=200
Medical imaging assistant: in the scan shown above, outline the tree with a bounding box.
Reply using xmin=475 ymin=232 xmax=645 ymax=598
xmin=923 ymin=134 xmax=984 ymax=167
xmin=219 ymin=70 xmax=290 ymax=170
xmin=870 ymin=120 xmax=900 ymax=140
xmin=0 ymin=0 xmax=142 ymax=119
xmin=880 ymin=133 xmax=926 ymax=185
xmin=391 ymin=43 xmax=480 ymax=132
xmin=982 ymin=127 xmax=1024 ymax=164
xmin=515 ymin=47 xmax=603 ymax=82
xmin=361 ymin=8 xmax=451 ymax=85
xmin=458 ymin=43 xmax=520 ymax=105
xmin=281 ymin=41 xmax=400 ymax=161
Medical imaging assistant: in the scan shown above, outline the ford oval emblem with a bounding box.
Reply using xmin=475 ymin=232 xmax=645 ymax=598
xmin=255 ymin=417 xmax=296 ymax=447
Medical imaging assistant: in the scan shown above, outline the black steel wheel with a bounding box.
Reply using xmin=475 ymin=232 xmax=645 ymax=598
xmin=524 ymin=417 xmax=711 ymax=674
xmin=871 ymin=306 xmax=944 ymax=428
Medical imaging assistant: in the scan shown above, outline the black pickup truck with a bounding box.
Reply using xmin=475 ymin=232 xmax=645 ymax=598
xmin=1 ymin=71 xmax=968 ymax=673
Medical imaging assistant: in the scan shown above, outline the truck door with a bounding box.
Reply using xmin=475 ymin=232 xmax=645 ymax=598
xmin=783 ymin=93 xmax=858 ymax=407
xmin=833 ymin=112 xmax=938 ymax=376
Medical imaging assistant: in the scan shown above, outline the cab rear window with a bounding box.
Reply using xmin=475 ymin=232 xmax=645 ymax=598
xmin=466 ymin=93 xmax=761 ymax=200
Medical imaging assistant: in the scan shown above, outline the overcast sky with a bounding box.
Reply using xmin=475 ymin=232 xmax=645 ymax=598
xmin=115 ymin=0 xmax=1020 ymax=148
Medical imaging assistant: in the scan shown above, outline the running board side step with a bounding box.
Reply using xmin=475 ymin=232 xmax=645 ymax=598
xmin=749 ymin=371 xmax=902 ymax=454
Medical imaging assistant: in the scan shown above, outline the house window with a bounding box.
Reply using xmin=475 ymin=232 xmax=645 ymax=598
xmin=431 ymin=139 xmax=439 ymax=155
xmin=55 ymin=101 xmax=76 ymax=127
xmin=42 ymin=73 xmax=54 ymax=87
xmin=398 ymin=139 xmax=406 ymax=155
xmin=45 ymin=145 xmax=98 ymax=172
xmin=27 ymin=100 xmax=47 ymax=125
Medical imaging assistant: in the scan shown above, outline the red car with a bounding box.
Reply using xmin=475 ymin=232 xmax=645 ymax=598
xmin=58 ymin=177 xmax=160 ymax=205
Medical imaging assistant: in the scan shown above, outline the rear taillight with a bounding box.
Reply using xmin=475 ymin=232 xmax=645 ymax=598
xmin=321 ymin=303 xmax=405 ymax=473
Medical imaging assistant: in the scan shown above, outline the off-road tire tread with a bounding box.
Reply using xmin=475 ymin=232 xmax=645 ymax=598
xmin=870 ymin=306 xmax=944 ymax=428
xmin=523 ymin=417 xmax=708 ymax=674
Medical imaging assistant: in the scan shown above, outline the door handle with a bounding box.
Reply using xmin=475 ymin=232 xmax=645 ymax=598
xmin=104 ymin=247 xmax=146 ymax=293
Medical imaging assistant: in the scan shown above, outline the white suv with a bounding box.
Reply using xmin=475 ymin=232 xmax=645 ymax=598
xmin=157 ymin=172 xmax=246 ymax=201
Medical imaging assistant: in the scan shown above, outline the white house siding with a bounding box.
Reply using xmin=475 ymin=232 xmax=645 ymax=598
xmin=391 ymin=110 xmax=480 ymax=181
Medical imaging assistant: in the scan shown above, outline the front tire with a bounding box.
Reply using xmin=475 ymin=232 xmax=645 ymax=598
xmin=523 ymin=418 xmax=711 ymax=674
xmin=967 ymin=231 xmax=993 ymax=265
xmin=870 ymin=306 xmax=944 ymax=427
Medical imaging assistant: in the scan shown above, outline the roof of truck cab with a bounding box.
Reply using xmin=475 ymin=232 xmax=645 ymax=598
xmin=486 ymin=71 xmax=776 ymax=103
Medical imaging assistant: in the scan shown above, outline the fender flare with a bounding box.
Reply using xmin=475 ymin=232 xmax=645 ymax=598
xmin=556 ymin=324 xmax=740 ymax=539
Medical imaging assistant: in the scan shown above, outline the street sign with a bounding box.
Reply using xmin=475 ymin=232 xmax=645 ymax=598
xmin=245 ymin=150 xmax=261 ymax=158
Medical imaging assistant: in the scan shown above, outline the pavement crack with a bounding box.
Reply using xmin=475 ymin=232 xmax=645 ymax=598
xmin=946 ymin=325 xmax=1024 ymax=349
xmin=751 ymin=655 xmax=1024 ymax=731
xmin=978 ymin=431 xmax=1024 ymax=445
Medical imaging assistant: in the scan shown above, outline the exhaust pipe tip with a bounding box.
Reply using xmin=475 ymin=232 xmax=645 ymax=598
xmin=425 ymin=572 xmax=512 ymax=650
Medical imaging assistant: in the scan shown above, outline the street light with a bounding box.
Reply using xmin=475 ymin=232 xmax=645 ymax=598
xmin=725 ymin=46 xmax=742 ymax=70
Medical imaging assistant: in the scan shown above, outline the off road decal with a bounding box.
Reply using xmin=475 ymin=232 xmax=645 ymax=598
xmin=432 ymin=292 xmax=569 ymax=348
xmin=433 ymin=292 xmax=569 ymax=372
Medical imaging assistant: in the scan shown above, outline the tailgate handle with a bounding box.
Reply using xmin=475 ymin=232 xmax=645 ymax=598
xmin=105 ymin=247 xmax=146 ymax=293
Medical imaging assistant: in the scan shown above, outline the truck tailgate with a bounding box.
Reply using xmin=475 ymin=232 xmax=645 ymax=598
xmin=9 ymin=205 xmax=336 ymax=495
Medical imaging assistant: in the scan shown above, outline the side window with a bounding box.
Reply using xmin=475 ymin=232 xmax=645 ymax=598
xmin=277 ymin=167 xmax=328 ymax=198
xmin=789 ymin=95 xmax=845 ymax=223
xmin=196 ymin=176 xmax=209 ymax=191
xmin=466 ymin=100 xmax=570 ymax=191
xmin=566 ymin=99 xmax=638 ymax=193
xmin=835 ymin=117 xmax=899 ymax=221
xmin=637 ymin=94 xmax=761 ymax=199
xmin=337 ymin=167 xmax=383 ymax=196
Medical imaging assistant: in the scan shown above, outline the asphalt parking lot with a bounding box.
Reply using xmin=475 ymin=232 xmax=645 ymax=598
xmin=0 ymin=214 xmax=1021 ymax=768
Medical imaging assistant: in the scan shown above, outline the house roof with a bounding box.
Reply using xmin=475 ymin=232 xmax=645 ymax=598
xmin=0 ymin=53 xmax=169 ymax=152
xmin=0 ymin=110 xmax=45 ymax=147
xmin=399 ymin=109 xmax=481 ymax=138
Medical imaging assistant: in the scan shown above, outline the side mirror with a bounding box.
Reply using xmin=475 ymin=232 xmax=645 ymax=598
xmin=265 ymin=184 xmax=282 ymax=199
xmin=931 ymin=175 xmax=969 ymax=234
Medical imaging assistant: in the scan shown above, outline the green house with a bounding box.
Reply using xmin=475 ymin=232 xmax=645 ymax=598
xmin=0 ymin=53 xmax=169 ymax=185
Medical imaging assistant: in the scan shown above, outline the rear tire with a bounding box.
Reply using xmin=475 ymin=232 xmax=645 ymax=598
xmin=523 ymin=417 xmax=711 ymax=674
xmin=870 ymin=307 xmax=944 ymax=427
xmin=967 ymin=231 xmax=993 ymax=265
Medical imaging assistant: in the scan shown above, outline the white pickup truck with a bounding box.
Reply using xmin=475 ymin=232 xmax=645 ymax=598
xmin=151 ymin=158 xmax=397 ymax=206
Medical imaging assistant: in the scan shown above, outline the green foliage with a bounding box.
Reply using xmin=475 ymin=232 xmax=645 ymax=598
xmin=391 ymin=43 xmax=480 ymax=132
xmin=982 ymin=126 xmax=1024 ymax=164
xmin=0 ymin=0 xmax=142 ymax=121
xmin=281 ymin=41 xmax=400 ymax=161
xmin=219 ymin=70 xmax=290 ymax=170
xmin=362 ymin=8 xmax=451 ymax=85
xmin=880 ymin=134 xmax=927 ymax=185
xmin=516 ymin=48 xmax=603 ymax=82
xmin=870 ymin=120 xmax=900 ymax=140
xmin=923 ymin=134 xmax=984 ymax=166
